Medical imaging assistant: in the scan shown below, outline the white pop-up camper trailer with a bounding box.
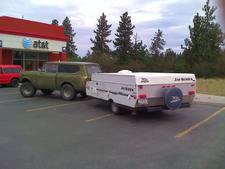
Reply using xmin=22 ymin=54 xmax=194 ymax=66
xmin=86 ymin=70 xmax=196 ymax=114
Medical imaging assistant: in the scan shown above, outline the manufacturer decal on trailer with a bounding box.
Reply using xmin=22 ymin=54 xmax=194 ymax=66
xmin=141 ymin=78 xmax=149 ymax=83
xmin=175 ymin=77 xmax=195 ymax=82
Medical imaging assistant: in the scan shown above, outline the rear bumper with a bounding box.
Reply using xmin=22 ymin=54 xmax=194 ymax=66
xmin=132 ymin=95 xmax=194 ymax=112
xmin=133 ymin=102 xmax=191 ymax=112
xmin=140 ymin=95 xmax=194 ymax=106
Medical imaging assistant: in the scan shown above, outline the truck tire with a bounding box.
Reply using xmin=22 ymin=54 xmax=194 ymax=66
xmin=11 ymin=78 xmax=19 ymax=87
xmin=41 ymin=89 xmax=54 ymax=95
xmin=164 ymin=88 xmax=183 ymax=110
xmin=20 ymin=81 xmax=36 ymax=97
xmin=61 ymin=84 xmax=76 ymax=101
xmin=111 ymin=102 xmax=121 ymax=115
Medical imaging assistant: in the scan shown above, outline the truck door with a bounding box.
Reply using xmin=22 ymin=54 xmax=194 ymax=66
xmin=37 ymin=63 xmax=57 ymax=89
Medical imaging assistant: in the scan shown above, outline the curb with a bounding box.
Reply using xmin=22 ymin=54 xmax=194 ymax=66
xmin=193 ymin=101 xmax=225 ymax=107
xmin=194 ymin=94 xmax=225 ymax=107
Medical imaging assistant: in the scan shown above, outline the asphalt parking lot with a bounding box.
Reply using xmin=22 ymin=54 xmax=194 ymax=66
xmin=0 ymin=87 xmax=225 ymax=169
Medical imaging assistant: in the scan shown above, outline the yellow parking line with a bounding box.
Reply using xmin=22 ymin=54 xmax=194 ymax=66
xmin=26 ymin=103 xmax=76 ymax=112
xmin=175 ymin=107 xmax=225 ymax=139
xmin=85 ymin=114 xmax=113 ymax=123
xmin=0 ymin=98 xmax=35 ymax=104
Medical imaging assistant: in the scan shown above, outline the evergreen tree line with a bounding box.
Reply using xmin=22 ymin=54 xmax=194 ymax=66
xmin=54 ymin=0 xmax=225 ymax=78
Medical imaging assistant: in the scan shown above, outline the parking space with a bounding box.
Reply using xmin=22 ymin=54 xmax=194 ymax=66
xmin=0 ymin=87 xmax=225 ymax=169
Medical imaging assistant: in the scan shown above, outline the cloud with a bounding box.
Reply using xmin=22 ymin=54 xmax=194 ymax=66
xmin=0 ymin=0 xmax=222 ymax=56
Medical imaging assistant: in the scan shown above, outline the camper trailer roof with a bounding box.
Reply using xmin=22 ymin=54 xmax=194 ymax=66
xmin=92 ymin=72 xmax=196 ymax=85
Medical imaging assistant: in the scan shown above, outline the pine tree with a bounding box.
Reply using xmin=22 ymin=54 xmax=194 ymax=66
xmin=132 ymin=33 xmax=148 ymax=59
xmin=164 ymin=48 xmax=177 ymax=72
xmin=86 ymin=50 xmax=91 ymax=57
xmin=182 ymin=0 xmax=224 ymax=65
xmin=62 ymin=16 xmax=77 ymax=58
xmin=90 ymin=13 xmax=112 ymax=54
xmin=51 ymin=19 xmax=59 ymax=26
xmin=113 ymin=12 xmax=135 ymax=61
xmin=149 ymin=29 xmax=166 ymax=57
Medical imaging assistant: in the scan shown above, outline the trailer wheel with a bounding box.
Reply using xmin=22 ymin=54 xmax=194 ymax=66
xmin=110 ymin=101 xmax=120 ymax=114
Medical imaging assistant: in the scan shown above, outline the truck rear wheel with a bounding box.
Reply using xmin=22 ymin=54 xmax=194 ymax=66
xmin=61 ymin=84 xmax=76 ymax=101
xmin=20 ymin=81 xmax=36 ymax=97
xmin=110 ymin=102 xmax=121 ymax=115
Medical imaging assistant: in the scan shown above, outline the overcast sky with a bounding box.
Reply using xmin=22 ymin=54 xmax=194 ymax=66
xmin=0 ymin=0 xmax=222 ymax=56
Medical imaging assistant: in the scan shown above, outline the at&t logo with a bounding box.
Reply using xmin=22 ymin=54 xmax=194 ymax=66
xmin=23 ymin=38 xmax=32 ymax=49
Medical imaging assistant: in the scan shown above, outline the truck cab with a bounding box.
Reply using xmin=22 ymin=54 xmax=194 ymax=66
xmin=0 ymin=65 xmax=23 ymax=87
xmin=20 ymin=62 xmax=101 ymax=100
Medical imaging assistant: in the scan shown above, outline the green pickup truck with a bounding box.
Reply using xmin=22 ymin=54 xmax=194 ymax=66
xmin=19 ymin=62 xmax=101 ymax=100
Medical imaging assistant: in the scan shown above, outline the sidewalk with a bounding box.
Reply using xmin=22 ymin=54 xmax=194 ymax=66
xmin=194 ymin=93 xmax=225 ymax=106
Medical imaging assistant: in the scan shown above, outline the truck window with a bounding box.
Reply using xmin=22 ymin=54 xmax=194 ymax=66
xmin=58 ymin=64 xmax=80 ymax=73
xmin=86 ymin=65 xmax=101 ymax=75
xmin=0 ymin=68 xmax=3 ymax=74
xmin=46 ymin=64 xmax=57 ymax=73
xmin=3 ymin=68 xmax=11 ymax=74
xmin=13 ymin=68 xmax=21 ymax=73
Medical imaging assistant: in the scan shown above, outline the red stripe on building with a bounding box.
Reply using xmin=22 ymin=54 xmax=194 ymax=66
xmin=0 ymin=16 xmax=68 ymax=41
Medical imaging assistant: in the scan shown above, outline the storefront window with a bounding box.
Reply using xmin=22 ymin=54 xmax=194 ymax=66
xmin=13 ymin=51 xmax=48 ymax=71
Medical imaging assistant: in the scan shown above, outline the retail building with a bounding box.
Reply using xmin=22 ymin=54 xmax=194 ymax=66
xmin=0 ymin=16 xmax=68 ymax=70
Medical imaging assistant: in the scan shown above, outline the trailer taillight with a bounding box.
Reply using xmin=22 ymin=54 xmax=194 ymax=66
xmin=188 ymin=91 xmax=195 ymax=96
xmin=138 ymin=93 xmax=147 ymax=99
xmin=191 ymin=83 xmax=195 ymax=87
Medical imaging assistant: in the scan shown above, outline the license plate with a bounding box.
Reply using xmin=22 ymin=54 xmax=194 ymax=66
xmin=138 ymin=99 xmax=148 ymax=105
